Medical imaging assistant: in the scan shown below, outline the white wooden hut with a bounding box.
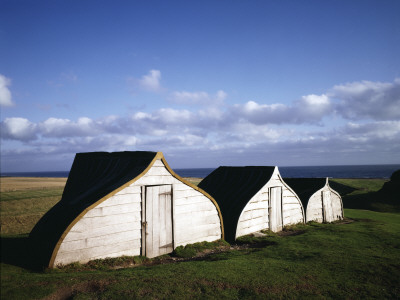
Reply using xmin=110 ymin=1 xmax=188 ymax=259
xmin=198 ymin=166 xmax=305 ymax=241
xmin=284 ymin=178 xmax=344 ymax=223
xmin=30 ymin=151 xmax=224 ymax=268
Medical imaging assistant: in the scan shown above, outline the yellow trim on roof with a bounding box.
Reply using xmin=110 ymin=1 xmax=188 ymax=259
xmin=48 ymin=151 xmax=224 ymax=268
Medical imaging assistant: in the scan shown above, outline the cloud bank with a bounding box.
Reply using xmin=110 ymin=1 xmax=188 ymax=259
xmin=1 ymin=76 xmax=400 ymax=171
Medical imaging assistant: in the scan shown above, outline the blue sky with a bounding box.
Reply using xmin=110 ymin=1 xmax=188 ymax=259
xmin=1 ymin=0 xmax=400 ymax=172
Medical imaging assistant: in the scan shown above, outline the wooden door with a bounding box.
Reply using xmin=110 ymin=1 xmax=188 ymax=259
xmin=322 ymin=191 xmax=333 ymax=222
xmin=269 ymin=187 xmax=283 ymax=232
xmin=144 ymin=185 xmax=173 ymax=258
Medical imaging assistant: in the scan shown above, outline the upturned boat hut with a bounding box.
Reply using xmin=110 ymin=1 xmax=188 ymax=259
xmin=30 ymin=151 xmax=224 ymax=268
xmin=283 ymin=178 xmax=343 ymax=223
xmin=198 ymin=166 xmax=305 ymax=241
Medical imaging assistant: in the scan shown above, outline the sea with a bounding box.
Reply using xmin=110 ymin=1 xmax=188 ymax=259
xmin=1 ymin=164 xmax=399 ymax=179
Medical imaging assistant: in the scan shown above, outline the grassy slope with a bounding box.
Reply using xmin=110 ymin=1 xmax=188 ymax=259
xmin=1 ymin=177 xmax=399 ymax=299
xmin=331 ymin=178 xmax=400 ymax=213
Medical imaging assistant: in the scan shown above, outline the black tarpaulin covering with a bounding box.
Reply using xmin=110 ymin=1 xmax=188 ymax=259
xmin=199 ymin=166 xmax=275 ymax=242
xmin=29 ymin=151 xmax=158 ymax=268
xmin=283 ymin=178 xmax=355 ymax=209
xmin=283 ymin=178 xmax=327 ymax=208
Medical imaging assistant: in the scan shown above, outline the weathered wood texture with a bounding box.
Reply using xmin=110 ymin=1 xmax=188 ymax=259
xmin=145 ymin=185 xmax=173 ymax=258
xmin=54 ymin=159 xmax=221 ymax=265
xmin=235 ymin=168 xmax=304 ymax=238
xmin=306 ymin=185 xmax=343 ymax=223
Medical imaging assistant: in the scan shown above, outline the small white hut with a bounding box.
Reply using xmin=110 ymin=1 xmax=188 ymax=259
xmin=30 ymin=151 xmax=223 ymax=268
xmin=198 ymin=166 xmax=305 ymax=241
xmin=284 ymin=178 xmax=344 ymax=223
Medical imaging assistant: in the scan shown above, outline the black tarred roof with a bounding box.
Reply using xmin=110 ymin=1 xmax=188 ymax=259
xmin=199 ymin=166 xmax=275 ymax=241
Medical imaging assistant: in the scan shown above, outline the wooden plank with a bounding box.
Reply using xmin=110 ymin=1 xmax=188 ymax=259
xmin=243 ymin=200 xmax=269 ymax=211
xmin=141 ymin=186 xmax=145 ymax=256
xmin=174 ymin=222 xmax=221 ymax=236
xmin=269 ymin=187 xmax=283 ymax=232
xmin=176 ymin=228 xmax=221 ymax=244
xmin=65 ymin=222 xmax=141 ymax=242
xmin=55 ymin=239 xmax=141 ymax=265
xmin=173 ymin=183 xmax=192 ymax=191
xmin=159 ymin=186 xmax=166 ymax=255
xmin=146 ymin=166 xmax=171 ymax=177
xmin=174 ymin=195 xmax=211 ymax=207
xmin=85 ymin=202 xmax=141 ymax=218
xmin=91 ymin=248 xmax=141 ymax=260
xmin=59 ymin=230 xmax=139 ymax=252
xmin=145 ymin=185 xmax=154 ymax=258
xmin=114 ymin=185 xmax=142 ymax=196
xmin=174 ymin=212 xmax=220 ymax=226
xmin=174 ymin=189 xmax=201 ymax=199
xmin=174 ymin=201 xmax=214 ymax=214
xmin=152 ymin=159 xmax=164 ymax=167
xmin=175 ymin=234 xmax=221 ymax=248
xmin=239 ymin=208 xmax=268 ymax=222
xmin=136 ymin=175 xmax=177 ymax=186
xmin=282 ymin=203 xmax=301 ymax=211
xmin=165 ymin=185 xmax=173 ymax=254
xmin=152 ymin=185 xmax=160 ymax=257
xmin=98 ymin=193 xmax=141 ymax=208
xmin=72 ymin=212 xmax=141 ymax=231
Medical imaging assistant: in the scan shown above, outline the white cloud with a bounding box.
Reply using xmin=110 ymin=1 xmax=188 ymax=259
xmin=139 ymin=69 xmax=162 ymax=92
xmin=0 ymin=74 xmax=14 ymax=107
xmin=39 ymin=117 xmax=101 ymax=137
xmin=0 ymin=117 xmax=37 ymax=141
xmin=169 ymin=90 xmax=227 ymax=105
xmin=2 ymin=77 xmax=400 ymax=171
xmin=231 ymin=94 xmax=332 ymax=125
xmin=331 ymin=78 xmax=400 ymax=120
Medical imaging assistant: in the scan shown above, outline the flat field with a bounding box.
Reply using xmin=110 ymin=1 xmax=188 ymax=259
xmin=1 ymin=177 xmax=399 ymax=299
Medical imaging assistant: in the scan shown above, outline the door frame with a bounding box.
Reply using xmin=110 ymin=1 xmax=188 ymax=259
xmin=141 ymin=184 xmax=174 ymax=257
xmin=269 ymin=186 xmax=283 ymax=232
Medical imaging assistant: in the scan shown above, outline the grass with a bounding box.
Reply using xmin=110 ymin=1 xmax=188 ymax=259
xmin=1 ymin=177 xmax=400 ymax=299
xmin=331 ymin=178 xmax=387 ymax=195
xmin=0 ymin=178 xmax=66 ymax=235
xmin=331 ymin=178 xmax=400 ymax=213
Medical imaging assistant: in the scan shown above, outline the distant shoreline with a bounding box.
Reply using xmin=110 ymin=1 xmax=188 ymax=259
xmin=1 ymin=164 xmax=399 ymax=179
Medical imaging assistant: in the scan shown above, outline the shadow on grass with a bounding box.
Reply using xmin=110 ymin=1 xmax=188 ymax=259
xmin=343 ymin=191 xmax=400 ymax=213
xmin=1 ymin=236 xmax=43 ymax=271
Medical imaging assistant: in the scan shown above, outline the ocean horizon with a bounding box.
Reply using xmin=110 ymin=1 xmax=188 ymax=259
xmin=1 ymin=164 xmax=399 ymax=179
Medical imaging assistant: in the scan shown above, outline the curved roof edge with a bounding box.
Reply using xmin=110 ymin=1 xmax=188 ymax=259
xmin=158 ymin=154 xmax=225 ymax=241
xmin=48 ymin=151 xmax=224 ymax=268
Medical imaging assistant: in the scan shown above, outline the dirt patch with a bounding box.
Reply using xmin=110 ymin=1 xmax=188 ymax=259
xmin=278 ymin=230 xmax=306 ymax=237
xmin=334 ymin=218 xmax=355 ymax=225
xmin=43 ymin=279 xmax=116 ymax=300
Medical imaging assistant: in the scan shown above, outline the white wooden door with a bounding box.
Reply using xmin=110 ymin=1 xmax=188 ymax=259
xmin=144 ymin=185 xmax=173 ymax=258
xmin=269 ymin=187 xmax=283 ymax=232
xmin=322 ymin=191 xmax=333 ymax=222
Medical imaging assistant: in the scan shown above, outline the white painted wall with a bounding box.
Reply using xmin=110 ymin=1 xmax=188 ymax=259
xmin=235 ymin=167 xmax=304 ymax=238
xmin=53 ymin=159 xmax=222 ymax=265
xmin=305 ymin=183 xmax=343 ymax=223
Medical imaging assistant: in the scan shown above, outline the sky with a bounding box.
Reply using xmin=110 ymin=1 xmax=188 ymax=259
xmin=1 ymin=0 xmax=400 ymax=172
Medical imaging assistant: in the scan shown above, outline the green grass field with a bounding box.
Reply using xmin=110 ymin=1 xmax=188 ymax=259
xmin=1 ymin=177 xmax=399 ymax=299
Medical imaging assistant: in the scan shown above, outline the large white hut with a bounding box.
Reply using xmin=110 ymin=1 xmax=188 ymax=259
xmin=284 ymin=178 xmax=344 ymax=223
xmin=198 ymin=166 xmax=305 ymax=241
xmin=30 ymin=151 xmax=224 ymax=268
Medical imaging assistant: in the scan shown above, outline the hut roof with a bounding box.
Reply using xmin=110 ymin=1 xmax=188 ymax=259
xmin=283 ymin=178 xmax=354 ymax=207
xmin=30 ymin=151 xmax=164 ymax=267
xmin=283 ymin=178 xmax=327 ymax=207
xmin=199 ymin=166 xmax=275 ymax=241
